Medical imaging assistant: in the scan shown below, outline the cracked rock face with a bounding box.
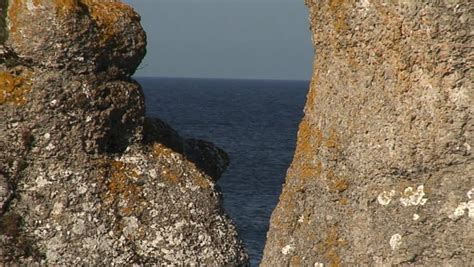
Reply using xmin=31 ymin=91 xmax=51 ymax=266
xmin=0 ymin=0 xmax=248 ymax=265
xmin=262 ymin=0 xmax=472 ymax=266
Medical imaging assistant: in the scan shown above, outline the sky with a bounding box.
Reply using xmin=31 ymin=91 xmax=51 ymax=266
xmin=123 ymin=0 xmax=314 ymax=80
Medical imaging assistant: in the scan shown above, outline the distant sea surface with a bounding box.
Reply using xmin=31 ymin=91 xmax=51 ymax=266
xmin=138 ymin=77 xmax=308 ymax=266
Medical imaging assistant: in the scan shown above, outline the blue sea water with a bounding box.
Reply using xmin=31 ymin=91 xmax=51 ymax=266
xmin=138 ymin=77 xmax=308 ymax=266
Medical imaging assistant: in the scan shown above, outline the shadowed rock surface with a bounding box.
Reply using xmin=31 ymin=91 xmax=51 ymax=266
xmin=262 ymin=0 xmax=472 ymax=266
xmin=0 ymin=0 xmax=248 ymax=265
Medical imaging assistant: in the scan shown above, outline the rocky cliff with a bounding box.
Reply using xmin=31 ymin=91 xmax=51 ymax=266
xmin=263 ymin=0 xmax=472 ymax=266
xmin=0 ymin=0 xmax=248 ymax=265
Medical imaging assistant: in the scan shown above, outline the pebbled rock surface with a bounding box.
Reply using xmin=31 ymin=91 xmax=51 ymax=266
xmin=262 ymin=0 xmax=473 ymax=266
xmin=0 ymin=0 xmax=248 ymax=265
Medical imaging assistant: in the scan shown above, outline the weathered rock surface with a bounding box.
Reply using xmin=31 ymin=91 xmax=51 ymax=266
xmin=0 ymin=0 xmax=248 ymax=265
xmin=263 ymin=0 xmax=472 ymax=266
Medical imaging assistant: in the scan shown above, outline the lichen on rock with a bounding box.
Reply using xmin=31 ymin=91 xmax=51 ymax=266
xmin=0 ymin=0 xmax=248 ymax=265
xmin=262 ymin=0 xmax=473 ymax=266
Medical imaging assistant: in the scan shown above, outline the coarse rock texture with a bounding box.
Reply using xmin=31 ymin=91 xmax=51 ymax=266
xmin=0 ymin=0 xmax=248 ymax=265
xmin=262 ymin=0 xmax=473 ymax=266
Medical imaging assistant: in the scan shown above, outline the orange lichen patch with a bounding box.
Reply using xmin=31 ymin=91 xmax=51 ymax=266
xmin=294 ymin=119 xmax=323 ymax=159
xmin=324 ymin=129 xmax=339 ymax=149
xmin=329 ymin=0 xmax=350 ymax=33
xmin=305 ymin=72 xmax=320 ymax=113
xmin=192 ymin=174 xmax=211 ymax=189
xmin=80 ymin=0 xmax=139 ymax=44
xmin=326 ymin=169 xmax=349 ymax=194
xmin=315 ymin=225 xmax=347 ymax=267
xmin=297 ymin=160 xmax=323 ymax=182
xmin=48 ymin=0 xmax=139 ymax=43
xmin=100 ymin=160 xmax=145 ymax=216
xmin=161 ymin=168 xmax=181 ymax=184
xmin=273 ymin=185 xmax=297 ymax=229
xmin=0 ymin=71 xmax=31 ymax=106
xmin=289 ymin=255 xmax=302 ymax=267
xmin=151 ymin=143 xmax=175 ymax=158
xmin=152 ymin=144 xmax=181 ymax=184
xmin=52 ymin=0 xmax=81 ymax=15
xmin=346 ymin=47 xmax=360 ymax=69
xmin=152 ymin=143 xmax=210 ymax=187
xmin=339 ymin=197 xmax=349 ymax=205
xmin=6 ymin=0 xmax=25 ymax=35
xmin=333 ymin=179 xmax=349 ymax=193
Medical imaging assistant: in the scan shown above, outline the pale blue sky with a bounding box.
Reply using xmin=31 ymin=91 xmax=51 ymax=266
xmin=123 ymin=0 xmax=313 ymax=80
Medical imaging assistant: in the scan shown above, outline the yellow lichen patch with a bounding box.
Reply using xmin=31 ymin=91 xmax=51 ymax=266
xmin=326 ymin=169 xmax=349 ymax=194
xmin=192 ymin=173 xmax=211 ymax=189
xmin=152 ymin=143 xmax=173 ymax=158
xmin=305 ymin=72 xmax=319 ymax=113
xmin=102 ymin=160 xmax=144 ymax=216
xmin=297 ymin=160 xmax=322 ymax=182
xmin=294 ymin=119 xmax=323 ymax=159
xmin=52 ymin=0 xmax=83 ymax=15
xmin=339 ymin=197 xmax=349 ymax=205
xmin=161 ymin=168 xmax=181 ymax=184
xmin=333 ymin=179 xmax=349 ymax=193
xmin=80 ymin=0 xmax=139 ymax=44
xmin=273 ymin=185 xmax=297 ymax=229
xmin=153 ymin=143 xmax=209 ymax=186
xmin=289 ymin=255 xmax=302 ymax=267
xmin=329 ymin=0 xmax=351 ymax=33
xmin=152 ymin=144 xmax=181 ymax=183
xmin=0 ymin=71 xmax=31 ymax=106
xmin=315 ymin=225 xmax=347 ymax=267
xmin=7 ymin=0 xmax=25 ymax=35
xmin=324 ymin=129 xmax=339 ymax=149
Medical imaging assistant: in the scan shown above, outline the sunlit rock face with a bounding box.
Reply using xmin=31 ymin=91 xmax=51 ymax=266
xmin=262 ymin=0 xmax=472 ymax=266
xmin=0 ymin=0 xmax=248 ymax=265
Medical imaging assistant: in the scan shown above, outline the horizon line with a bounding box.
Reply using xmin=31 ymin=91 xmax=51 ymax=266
xmin=133 ymin=75 xmax=310 ymax=83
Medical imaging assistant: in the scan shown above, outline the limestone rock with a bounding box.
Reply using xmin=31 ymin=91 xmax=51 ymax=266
xmin=0 ymin=0 xmax=248 ymax=265
xmin=262 ymin=0 xmax=473 ymax=266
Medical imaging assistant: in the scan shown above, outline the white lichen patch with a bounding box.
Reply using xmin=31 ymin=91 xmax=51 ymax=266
xmin=449 ymin=202 xmax=468 ymax=220
xmin=464 ymin=142 xmax=471 ymax=152
xmin=467 ymin=188 xmax=474 ymax=200
xmin=122 ymin=217 xmax=139 ymax=237
xmin=448 ymin=189 xmax=474 ymax=220
xmin=36 ymin=175 xmax=51 ymax=188
xmin=450 ymin=200 xmax=474 ymax=220
xmin=377 ymin=190 xmax=396 ymax=206
xmin=413 ymin=214 xmax=420 ymax=221
xmin=298 ymin=214 xmax=304 ymax=223
xmin=468 ymin=201 xmax=474 ymax=219
xmin=26 ymin=0 xmax=39 ymax=11
xmin=46 ymin=143 xmax=55 ymax=151
xmin=72 ymin=219 xmax=85 ymax=235
xmin=281 ymin=244 xmax=294 ymax=255
xmin=400 ymin=185 xmax=427 ymax=206
xmin=389 ymin=234 xmax=402 ymax=250
xmin=51 ymin=202 xmax=64 ymax=216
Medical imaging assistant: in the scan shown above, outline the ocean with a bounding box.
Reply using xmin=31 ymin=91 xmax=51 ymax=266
xmin=138 ymin=77 xmax=309 ymax=266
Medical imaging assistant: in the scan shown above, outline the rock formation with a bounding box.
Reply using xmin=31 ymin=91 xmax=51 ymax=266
xmin=0 ymin=0 xmax=248 ymax=265
xmin=263 ymin=0 xmax=472 ymax=266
